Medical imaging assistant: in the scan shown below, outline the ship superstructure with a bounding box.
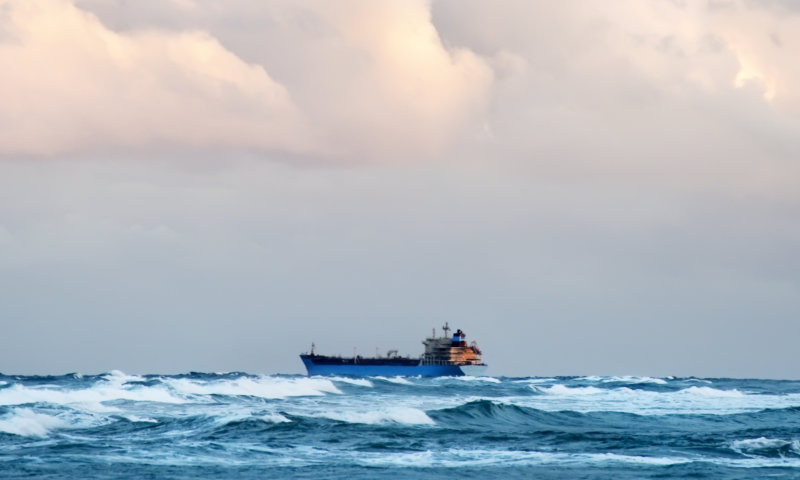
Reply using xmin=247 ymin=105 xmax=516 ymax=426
xmin=300 ymin=323 xmax=487 ymax=377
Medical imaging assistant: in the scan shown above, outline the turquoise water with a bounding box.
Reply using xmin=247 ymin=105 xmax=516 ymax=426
xmin=3 ymin=372 xmax=800 ymax=478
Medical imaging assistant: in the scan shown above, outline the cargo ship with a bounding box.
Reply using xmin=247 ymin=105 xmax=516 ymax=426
xmin=300 ymin=323 xmax=487 ymax=377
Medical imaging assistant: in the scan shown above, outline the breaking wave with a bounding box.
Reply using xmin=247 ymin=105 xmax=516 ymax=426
xmin=315 ymin=407 xmax=434 ymax=425
xmin=3 ymin=372 xmax=800 ymax=478
xmin=373 ymin=376 xmax=414 ymax=385
xmin=0 ymin=408 xmax=68 ymax=437
xmin=536 ymin=384 xmax=605 ymax=395
xmin=318 ymin=376 xmax=373 ymax=387
xmin=436 ymin=376 xmax=501 ymax=383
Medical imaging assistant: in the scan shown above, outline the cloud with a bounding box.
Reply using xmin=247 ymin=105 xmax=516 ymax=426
xmin=4 ymin=0 xmax=800 ymax=166
xmin=0 ymin=0 xmax=493 ymax=161
xmin=0 ymin=0 xmax=312 ymax=157
xmin=431 ymin=0 xmax=800 ymax=195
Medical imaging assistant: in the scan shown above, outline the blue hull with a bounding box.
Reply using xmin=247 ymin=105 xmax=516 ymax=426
xmin=301 ymin=357 xmax=487 ymax=377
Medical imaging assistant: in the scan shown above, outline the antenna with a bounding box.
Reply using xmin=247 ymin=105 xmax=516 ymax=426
xmin=311 ymin=342 xmax=315 ymax=355
xmin=354 ymin=347 xmax=357 ymax=364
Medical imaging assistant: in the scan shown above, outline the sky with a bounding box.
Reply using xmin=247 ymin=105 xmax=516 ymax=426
xmin=2 ymin=0 xmax=800 ymax=378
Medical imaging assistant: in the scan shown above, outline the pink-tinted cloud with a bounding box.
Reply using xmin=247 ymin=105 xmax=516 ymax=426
xmin=0 ymin=0 xmax=493 ymax=161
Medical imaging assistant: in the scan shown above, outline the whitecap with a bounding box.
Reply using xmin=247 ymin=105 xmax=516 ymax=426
xmin=316 ymin=407 xmax=434 ymax=425
xmin=436 ymin=376 xmax=501 ymax=384
xmin=72 ymin=402 xmax=121 ymax=413
xmin=680 ymin=386 xmax=743 ymax=398
xmin=122 ymin=414 xmax=158 ymax=423
xmin=102 ymin=370 xmax=146 ymax=384
xmin=609 ymin=376 xmax=667 ymax=385
xmin=373 ymin=376 xmax=413 ymax=385
xmin=536 ymin=384 xmax=604 ymax=395
xmin=0 ymin=381 xmax=185 ymax=406
xmin=512 ymin=378 xmax=556 ymax=384
xmin=731 ymin=437 xmax=790 ymax=455
xmin=0 ymin=408 xmax=68 ymax=437
xmin=577 ymin=376 xmax=667 ymax=385
xmin=355 ymin=449 xmax=690 ymax=467
xmin=322 ymin=376 xmax=373 ymax=387
xmin=163 ymin=376 xmax=342 ymax=399
xmin=261 ymin=413 xmax=291 ymax=423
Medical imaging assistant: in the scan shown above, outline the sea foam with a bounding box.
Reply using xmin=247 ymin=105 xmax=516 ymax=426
xmin=321 ymin=376 xmax=373 ymax=387
xmin=373 ymin=376 xmax=414 ymax=385
xmin=316 ymin=407 xmax=434 ymax=425
xmin=536 ymin=384 xmax=604 ymax=395
xmin=163 ymin=376 xmax=342 ymax=399
xmin=681 ymin=386 xmax=744 ymax=398
xmin=436 ymin=376 xmax=501 ymax=384
xmin=0 ymin=381 xmax=185 ymax=406
xmin=355 ymin=449 xmax=691 ymax=468
xmin=0 ymin=408 xmax=67 ymax=437
xmin=579 ymin=376 xmax=668 ymax=385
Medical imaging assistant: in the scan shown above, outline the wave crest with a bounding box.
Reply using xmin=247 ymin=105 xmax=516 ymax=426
xmin=0 ymin=408 xmax=67 ymax=437
xmin=316 ymin=407 xmax=434 ymax=425
xmin=536 ymin=384 xmax=604 ymax=395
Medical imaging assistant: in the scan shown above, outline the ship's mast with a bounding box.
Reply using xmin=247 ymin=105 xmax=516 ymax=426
xmin=442 ymin=322 xmax=450 ymax=339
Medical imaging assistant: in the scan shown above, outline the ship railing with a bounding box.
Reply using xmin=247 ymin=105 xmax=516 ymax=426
xmin=420 ymin=358 xmax=480 ymax=366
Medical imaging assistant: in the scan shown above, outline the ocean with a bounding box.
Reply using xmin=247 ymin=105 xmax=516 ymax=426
xmin=2 ymin=372 xmax=800 ymax=478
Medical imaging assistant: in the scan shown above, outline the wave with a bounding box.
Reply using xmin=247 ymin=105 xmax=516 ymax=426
xmin=354 ymin=449 xmax=800 ymax=469
xmin=316 ymin=376 xmax=373 ymax=387
xmin=512 ymin=378 xmax=556 ymax=384
xmin=435 ymin=376 xmax=501 ymax=384
xmin=261 ymin=413 xmax=291 ymax=423
xmin=579 ymin=376 xmax=668 ymax=385
xmin=0 ymin=380 xmax=186 ymax=406
xmin=102 ymin=370 xmax=146 ymax=384
xmin=730 ymin=437 xmax=800 ymax=458
xmin=0 ymin=408 xmax=68 ymax=437
xmin=163 ymin=376 xmax=342 ymax=399
xmin=121 ymin=414 xmax=158 ymax=423
xmin=0 ymin=374 xmax=345 ymax=408
xmin=536 ymin=384 xmax=605 ymax=395
xmin=681 ymin=386 xmax=744 ymax=398
xmin=533 ymin=384 xmax=744 ymax=398
xmin=372 ymin=376 xmax=413 ymax=385
xmin=355 ymin=449 xmax=690 ymax=467
xmin=431 ymin=399 xmax=546 ymax=428
xmin=315 ymin=407 xmax=434 ymax=425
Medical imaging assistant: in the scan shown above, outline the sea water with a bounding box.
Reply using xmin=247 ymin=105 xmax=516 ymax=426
xmin=3 ymin=372 xmax=800 ymax=478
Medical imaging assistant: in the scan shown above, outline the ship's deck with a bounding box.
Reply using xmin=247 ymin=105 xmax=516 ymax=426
xmin=300 ymin=354 xmax=421 ymax=366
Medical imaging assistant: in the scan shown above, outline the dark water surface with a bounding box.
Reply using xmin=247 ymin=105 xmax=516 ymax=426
xmin=3 ymin=372 xmax=800 ymax=478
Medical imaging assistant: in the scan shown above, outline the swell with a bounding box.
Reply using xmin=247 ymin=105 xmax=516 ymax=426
xmin=430 ymin=400 xmax=800 ymax=435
